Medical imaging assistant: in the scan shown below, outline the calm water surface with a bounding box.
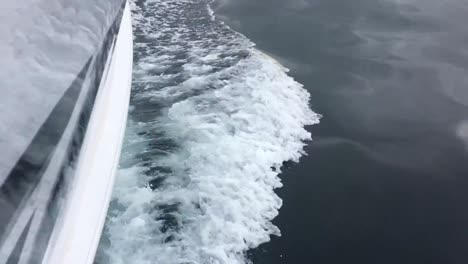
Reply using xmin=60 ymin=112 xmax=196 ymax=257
xmin=214 ymin=0 xmax=468 ymax=263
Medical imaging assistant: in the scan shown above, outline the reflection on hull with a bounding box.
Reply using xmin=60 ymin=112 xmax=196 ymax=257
xmin=0 ymin=1 xmax=132 ymax=263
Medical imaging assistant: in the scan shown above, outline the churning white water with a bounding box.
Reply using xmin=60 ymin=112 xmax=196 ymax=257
xmin=95 ymin=0 xmax=319 ymax=263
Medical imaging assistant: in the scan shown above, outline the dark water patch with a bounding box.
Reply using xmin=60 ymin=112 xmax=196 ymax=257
xmin=214 ymin=0 xmax=468 ymax=263
xmin=147 ymin=177 xmax=166 ymax=190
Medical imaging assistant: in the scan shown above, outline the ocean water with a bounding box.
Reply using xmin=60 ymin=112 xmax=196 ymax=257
xmin=95 ymin=0 xmax=319 ymax=263
xmin=213 ymin=0 xmax=468 ymax=263
xmin=96 ymin=0 xmax=468 ymax=263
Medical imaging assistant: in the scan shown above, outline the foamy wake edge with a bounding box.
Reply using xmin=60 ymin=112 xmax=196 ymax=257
xmin=96 ymin=0 xmax=319 ymax=263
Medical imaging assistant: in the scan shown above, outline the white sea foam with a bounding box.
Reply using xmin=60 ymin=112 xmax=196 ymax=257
xmin=207 ymin=1 xmax=216 ymax=21
xmin=96 ymin=0 xmax=319 ymax=263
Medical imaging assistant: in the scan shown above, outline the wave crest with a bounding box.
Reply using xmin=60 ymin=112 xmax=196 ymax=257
xmin=96 ymin=0 xmax=319 ymax=263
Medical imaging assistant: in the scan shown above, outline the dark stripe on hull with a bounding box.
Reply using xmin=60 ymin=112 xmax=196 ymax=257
xmin=6 ymin=218 xmax=32 ymax=264
xmin=0 ymin=58 xmax=91 ymax=239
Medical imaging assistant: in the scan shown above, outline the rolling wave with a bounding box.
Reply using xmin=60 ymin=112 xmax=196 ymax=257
xmin=95 ymin=0 xmax=319 ymax=263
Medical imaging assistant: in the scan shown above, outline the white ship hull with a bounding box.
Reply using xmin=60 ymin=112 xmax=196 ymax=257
xmin=0 ymin=0 xmax=133 ymax=263
xmin=44 ymin=3 xmax=133 ymax=263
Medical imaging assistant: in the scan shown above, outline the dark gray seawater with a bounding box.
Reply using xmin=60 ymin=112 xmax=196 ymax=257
xmin=213 ymin=0 xmax=468 ymax=263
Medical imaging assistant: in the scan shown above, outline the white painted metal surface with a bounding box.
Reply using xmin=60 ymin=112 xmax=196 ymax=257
xmin=42 ymin=2 xmax=133 ymax=263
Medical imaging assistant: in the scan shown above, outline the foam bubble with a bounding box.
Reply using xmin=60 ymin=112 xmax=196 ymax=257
xmin=96 ymin=0 xmax=319 ymax=263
